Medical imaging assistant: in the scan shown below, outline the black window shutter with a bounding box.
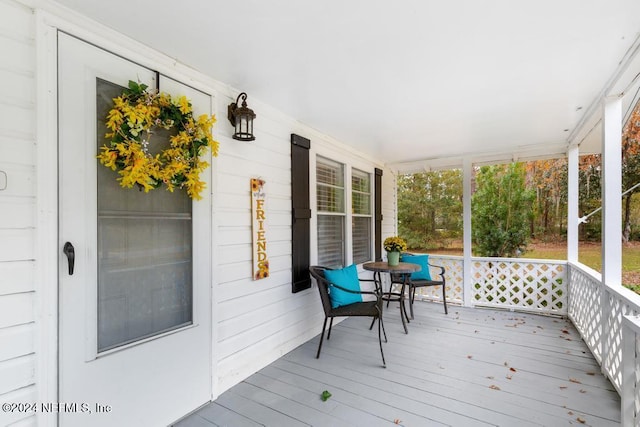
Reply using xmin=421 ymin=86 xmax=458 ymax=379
xmin=375 ymin=168 xmax=383 ymax=261
xmin=291 ymin=134 xmax=312 ymax=293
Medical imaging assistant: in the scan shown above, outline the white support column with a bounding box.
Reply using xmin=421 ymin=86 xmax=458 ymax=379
xmin=601 ymin=96 xmax=623 ymax=287
xmin=463 ymin=158 xmax=473 ymax=307
xmin=567 ymin=145 xmax=579 ymax=263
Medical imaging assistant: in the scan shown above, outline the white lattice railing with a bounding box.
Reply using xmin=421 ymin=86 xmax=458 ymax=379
xmin=472 ymin=257 xmax=568 ymax=315
xmin=413 ymin=255 xmax=567 ymax=316
xmin=567 ymin=264 xmax=604 ymax=363
xmin=568 ymin=262 xmax=640 ymax=396
xmin=622 ymin=314 xmax=640 ymax=426
xmin=414 ymin=255 xmax=464 ymax=305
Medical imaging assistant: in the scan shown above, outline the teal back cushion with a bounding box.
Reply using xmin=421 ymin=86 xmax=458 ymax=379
xmin=324 ymin=264 xmax=362 ymax=308
xmin=401 ymin=254 xmax=432 ymax=281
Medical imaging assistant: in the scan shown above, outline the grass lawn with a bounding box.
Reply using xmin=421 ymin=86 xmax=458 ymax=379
xmin=525 ymin=241 xmax=640 ymax=292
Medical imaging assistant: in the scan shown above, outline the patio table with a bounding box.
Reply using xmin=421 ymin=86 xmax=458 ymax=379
xmin=362 ymin=261 xmax=420 ymax=334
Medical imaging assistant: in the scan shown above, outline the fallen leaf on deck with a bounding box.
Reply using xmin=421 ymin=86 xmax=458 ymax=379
xmin=503 ymin=362 xmax=509 ymax=366
xmin=394 ymin=419 xmax=401 ymax=424
xmin=509 ymin=367 xmax=516 ymax=372
xmin=569 ymin=378 xmax=582 ymax=384
xmin=586 ymin=372 xmax=595 ymax=376
xmin=577 ymin=416 xmax=586 ymax=424
xmin=537 ymin=326 xmax=544 ymax=329
xmin=489 ymin=385 xmax=501 ymax=390
xmin=467 ymin=355 xmax=473 ymax=359
xmin=567 ymin=410 xmax=574 ymax=415
xmin=506 ymin=374 xmax=513 ymax=380
xmin=559 ymin=386 xmax=568 ymax=390
xmin=474 ymin=330 xmax=479 ymax=333
xmin=580 ymin=389 xmax=587 ymax=394
xmin=321 ymin=390 xmax=332 ymax=401
xmin=562 ymin=329 xmax=570 ymax=334
xmin=487 ymin=376 xmax=495 ymax=379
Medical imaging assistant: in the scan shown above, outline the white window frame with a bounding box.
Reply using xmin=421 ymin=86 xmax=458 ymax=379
xmin=310 ymin=149 xmax=375 ymax=267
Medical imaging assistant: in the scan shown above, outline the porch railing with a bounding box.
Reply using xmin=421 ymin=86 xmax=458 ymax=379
xmin=568 ymin=262 xmax=640 ymax=395
xmin=622 ymin=314 xmax=640 ymax=426
xmin=417 ymin=255 xmax=464 ymax=305
xmin=417 ymin=255 xmax=568 ymax=316
xmin=472 ymin=257 xmax=567 ymax=315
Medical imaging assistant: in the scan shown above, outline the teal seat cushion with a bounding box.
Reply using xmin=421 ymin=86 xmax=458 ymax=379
xmin=324 ymin=264 xmax=362 ymax=308
xmin=401 ymin=254 xmax=432 ymax=281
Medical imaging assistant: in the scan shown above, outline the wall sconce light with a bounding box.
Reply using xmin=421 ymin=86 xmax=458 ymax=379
xmin=227 ymin=92 xmax=256 ymax=141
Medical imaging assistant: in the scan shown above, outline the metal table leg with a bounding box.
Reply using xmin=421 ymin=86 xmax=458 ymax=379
xmin=380 ymin=271 xmax=408 ymax=334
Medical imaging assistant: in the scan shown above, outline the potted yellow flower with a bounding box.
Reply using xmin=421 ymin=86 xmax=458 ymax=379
xmin=383 ymin=236 xmax=407 ymax=266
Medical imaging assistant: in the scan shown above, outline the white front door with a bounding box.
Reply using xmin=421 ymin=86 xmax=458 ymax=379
xmin=58 ymin=33 xmax=212 ymax=426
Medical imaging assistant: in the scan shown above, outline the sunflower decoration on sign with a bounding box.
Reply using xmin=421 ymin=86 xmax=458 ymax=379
xmin=97 ymin=80 xmax=219 ymax=200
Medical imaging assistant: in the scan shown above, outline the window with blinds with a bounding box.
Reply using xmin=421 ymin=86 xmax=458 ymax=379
xmin=352 ymin=168 xmax=372 ymax=264
xmin=317 ymin=157 xmax=345 ymax=268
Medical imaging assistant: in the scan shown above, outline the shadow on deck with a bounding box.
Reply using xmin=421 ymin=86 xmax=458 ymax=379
xmin=176 ymin=302 xmax=620 ymax=426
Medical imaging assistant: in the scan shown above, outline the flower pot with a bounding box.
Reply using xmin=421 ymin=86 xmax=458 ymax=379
xmin=387 ymin=251 xmax=400 ymax=266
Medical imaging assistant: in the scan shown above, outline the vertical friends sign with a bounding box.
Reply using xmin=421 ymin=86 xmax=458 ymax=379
xmin=251 ymin=178 xmax=269 ymax=280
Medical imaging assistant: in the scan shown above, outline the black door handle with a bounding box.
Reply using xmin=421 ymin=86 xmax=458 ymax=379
xmin=63 ymin=242 xmax=75 ymax=275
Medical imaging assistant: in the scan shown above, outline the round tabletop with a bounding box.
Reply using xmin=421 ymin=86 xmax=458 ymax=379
xmin=362 ymin=261 xmax=421 ymax=274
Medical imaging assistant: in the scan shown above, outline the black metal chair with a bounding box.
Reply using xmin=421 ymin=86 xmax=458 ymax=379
xmin=391 ymin=255 xmax=448 ymax=318
xmin=309 ymin=266 xmax=387 ymax=367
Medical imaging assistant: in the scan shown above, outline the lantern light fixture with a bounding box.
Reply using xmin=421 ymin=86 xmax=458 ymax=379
xmin=227 ymin=92 xmax=256 ymax=141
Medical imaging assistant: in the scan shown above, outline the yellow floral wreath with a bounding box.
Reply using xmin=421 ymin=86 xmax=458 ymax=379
xmin=97 ymin=80 xmax=219 ymax=200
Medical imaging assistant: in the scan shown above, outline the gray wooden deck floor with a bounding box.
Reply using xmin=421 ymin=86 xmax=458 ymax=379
xmin=175 ymin=302 xmax=620 ymax=427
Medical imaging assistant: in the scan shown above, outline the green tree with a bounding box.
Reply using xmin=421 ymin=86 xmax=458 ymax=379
xmin=472 ymin=163 xmax=534 ymax=257
xmin=397 ymin=170 xmax=462 ymax=249
xmin=526 ymin=159 xmax=568 ymax=240
xmin=578 ymin=155 xmax=602 ymax=241
xmin=622 ymin=106 xmax=640 ymax=242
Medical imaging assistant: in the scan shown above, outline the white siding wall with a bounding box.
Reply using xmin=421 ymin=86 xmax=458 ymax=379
xmin=0 ymin=1 xmax=37 ymax=426
xmin=212 ymin=98 xmax=321 ymax=393
xmin=0 ymin=0 xmax=393 ymax=417
xmin=212 ymin=95 xmax=386 ymax=393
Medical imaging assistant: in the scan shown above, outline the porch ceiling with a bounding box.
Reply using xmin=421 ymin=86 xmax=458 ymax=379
xmin=54 ymin=0 xmax=640 ymax=170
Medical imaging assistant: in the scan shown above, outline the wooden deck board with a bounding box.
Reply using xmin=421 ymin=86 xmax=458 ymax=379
xmin=177 ymin=303 xmax=620 ymax=427
xmin=176 ymin=402 xmax=264 ymax=427
xmin=214 ymin=391 xmax=310 ymax=427
xmin=244 ymin=371 xmax=396 ymax=427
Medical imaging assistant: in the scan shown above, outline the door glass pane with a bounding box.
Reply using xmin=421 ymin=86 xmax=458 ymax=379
xmin=96 ymin=78 xmax=192 ymax=352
